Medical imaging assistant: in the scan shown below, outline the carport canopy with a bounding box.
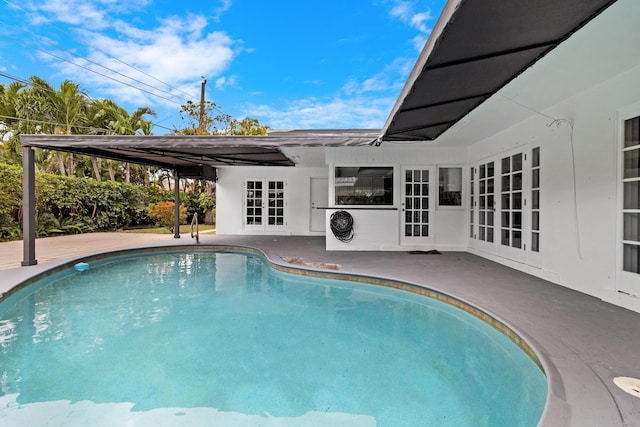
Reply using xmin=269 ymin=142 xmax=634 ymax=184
xmin=19 ymin=129 xmax=380 ymax=266
xmin=21 ymin=129 xmax=379 ymax=178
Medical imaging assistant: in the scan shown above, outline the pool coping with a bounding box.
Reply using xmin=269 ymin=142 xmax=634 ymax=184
xmin=4 ymin=233 xmax=640 ymax=426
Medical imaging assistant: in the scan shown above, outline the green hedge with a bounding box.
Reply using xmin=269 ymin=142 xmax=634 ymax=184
xmin=0 ymin=163 xmax=179 ymax=241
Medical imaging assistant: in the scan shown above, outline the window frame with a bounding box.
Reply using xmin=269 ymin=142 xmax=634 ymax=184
xmin=437 ymin=166 xmax=464 ymax=209
xmin=333 ymin=165 xmax=395 ymax=207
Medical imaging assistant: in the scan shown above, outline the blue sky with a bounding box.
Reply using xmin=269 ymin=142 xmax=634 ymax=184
xmin=0 ymin=0 xmax=445 ymax=133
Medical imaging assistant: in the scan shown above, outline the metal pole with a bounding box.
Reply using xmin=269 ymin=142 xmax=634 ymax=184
xmin=199 ymin=78 xmax=206 ymax=132
xmin=22 ymin=146 xmax=37 ymax=266
xmin=174 ymin=169 xmax=181 ymax=239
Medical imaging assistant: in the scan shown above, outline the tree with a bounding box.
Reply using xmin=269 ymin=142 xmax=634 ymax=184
xmin=174 ymin=100 xmax=269 ymax=136
xmin=30 ymin=77 xmax=90 ymax=176
xmin=88 ymin=99 xmax=156 ymax=182
xmin=173 ymin=101 xmax=269 ymax=224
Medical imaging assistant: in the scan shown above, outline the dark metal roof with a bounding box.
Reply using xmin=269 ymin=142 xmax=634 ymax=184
xmin=20 ymin=130 xmax=379 ymax=178
xmin=381 ymin=0 xmax=618 ymax=142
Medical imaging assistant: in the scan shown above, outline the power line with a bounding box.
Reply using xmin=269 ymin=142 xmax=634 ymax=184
xmin=0 ymin=0 xmax=200 ymax=102
xmin=1 ymin=32 xmax=187 ymax=106
xmin=0 ymin=73 xmax=176 ymax=133
xmin=0 ymin=18 xmax=192 ymax=106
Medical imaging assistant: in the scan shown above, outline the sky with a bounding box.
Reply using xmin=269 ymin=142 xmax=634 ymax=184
xmin=0 ymin=0 xmax=446 ymax=134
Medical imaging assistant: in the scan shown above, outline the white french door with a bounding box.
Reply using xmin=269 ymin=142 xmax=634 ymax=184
xmin=244 ymin=179 xmax=286 ymax=232
xmin=400 ymin=167 xmax=434 ymax=245
xmin=618 ymin=114 xmax=640 ymax=297
xmin=470 ymin=148 xmax=541 ymax=265
xmin=496 ymin=152 xmax=527 ymax=263
xmin=472 ymin=160 xmax=496 ymax=254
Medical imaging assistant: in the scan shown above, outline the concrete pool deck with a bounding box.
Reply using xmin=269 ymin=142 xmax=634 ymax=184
xmin=1 ymin=232 xmax=639 ymax=426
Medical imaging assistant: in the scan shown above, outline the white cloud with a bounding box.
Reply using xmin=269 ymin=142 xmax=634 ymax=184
xmin=244 ymin=95 xmax=395 ymax=130
xmin=341 ymin=57 xmax=413 ymax=97
xmin=215 ymin=75 xmax=238 ymax=90
xmin=28 ymin=0 xmax=152 ymax=29
xmin=43 ymin=9 xmax=237 ymax=110
xmin=214 ymin=0 xmax=232 ymax=22
xmin=389 ymin=1 xmax=434 ymax=51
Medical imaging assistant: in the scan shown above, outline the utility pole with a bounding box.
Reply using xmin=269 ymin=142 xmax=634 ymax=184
xmin=199 ymin=77 xmax=207 ymax=133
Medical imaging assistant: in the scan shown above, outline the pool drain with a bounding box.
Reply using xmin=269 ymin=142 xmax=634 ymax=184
xmin=613 ymin=377 xmax=640 ymax=399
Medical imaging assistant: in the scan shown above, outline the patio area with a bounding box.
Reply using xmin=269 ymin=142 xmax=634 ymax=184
xmin=2 ymin=233 xmax=639 ymax=426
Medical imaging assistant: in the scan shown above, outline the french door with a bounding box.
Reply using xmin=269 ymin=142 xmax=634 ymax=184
xmin=244 ymin=179 xmax=286 ymax=232
xmin=496 ymin=152 xmax=527 ymax=263
xmin=470 ymin=148 xmax=540 ymax=265
xmin=472 ymin=160 xmax=496 ymax=253
xmin=619 ymin=114 xmax=640 ymax=297
xmin=400 ymin=167 xmax=434 ymax=245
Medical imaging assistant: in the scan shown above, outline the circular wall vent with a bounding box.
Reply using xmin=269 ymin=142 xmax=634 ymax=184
xmin=613 ymin=377 xmax=640 ymax=399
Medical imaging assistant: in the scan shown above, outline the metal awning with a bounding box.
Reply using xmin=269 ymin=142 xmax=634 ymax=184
xmin=20 ymin=129 xmax=379 ymax=178
xmin=381 ymin=0 xmax=618 ymax=142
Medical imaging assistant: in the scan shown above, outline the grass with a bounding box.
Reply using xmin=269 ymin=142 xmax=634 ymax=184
xmin=120 ymin=224 xmax=216 ymax=234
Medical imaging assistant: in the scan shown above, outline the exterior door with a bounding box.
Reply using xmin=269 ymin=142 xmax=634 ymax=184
xmin=618 ymin=114 xmax=640 ymax=297
xmin=400 ymin=167 xmax=434 ymax=245
xmin=244 ymin=179 xmax=286 ymax=232
xmin=470 ymin=149 xmax=541 ymax=265
xmin=496 ymin=152 xmax=527 ymax=263
xmin=472 ymin=160 xmax=497 ymax=254
xmin=310 ymin=178 xmax=328 ymax=232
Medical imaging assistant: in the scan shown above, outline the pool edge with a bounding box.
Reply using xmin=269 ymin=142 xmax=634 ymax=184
xmin=1 ymin=243 xmax=559 ymax=426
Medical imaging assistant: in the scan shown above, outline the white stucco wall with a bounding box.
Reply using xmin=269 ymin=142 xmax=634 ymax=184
xmin=467 ymin=63 xmax=640 ymax=313
xmin=325 ymin=146 xmax=467 ymax=251
xmin=216 ymin=166 xmax=328 ymax=236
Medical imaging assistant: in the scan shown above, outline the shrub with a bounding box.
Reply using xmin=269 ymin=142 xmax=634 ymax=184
xmin=147 ymin=201 xmax=187 ymax=233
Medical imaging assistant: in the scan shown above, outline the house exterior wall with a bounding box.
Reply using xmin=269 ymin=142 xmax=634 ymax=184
xmin=216 ymin=166 xmax=328 ymax=235
xmin=324 ymin=146 xmax=467 ymax=251
xmin=216 ymin=145 xmax=469 ymax=251
xmin=467 ymin=63 xmax=640 ymax=313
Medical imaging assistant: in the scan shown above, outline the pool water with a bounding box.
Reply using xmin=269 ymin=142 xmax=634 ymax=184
xmin=0 ymin=251 xmax=546 ymax=426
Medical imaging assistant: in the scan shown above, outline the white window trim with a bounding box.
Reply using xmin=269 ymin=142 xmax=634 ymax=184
xmin=437 ymin=165 xmax=464 ymax=210
xmin=330 ymin=163 xmax=399 ymax=208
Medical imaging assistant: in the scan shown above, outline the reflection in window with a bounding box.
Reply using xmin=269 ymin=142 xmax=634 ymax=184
xmin=439 ymin=167 xmax=462 ymax=206
xmin=335 ymin=167 xmax=393 ymax=205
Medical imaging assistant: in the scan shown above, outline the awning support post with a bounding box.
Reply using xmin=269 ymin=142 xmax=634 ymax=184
xmin=174 ymin=169 xmax=181 ymax=239
xmin=22 ymin=146 xmax=37 ymax=266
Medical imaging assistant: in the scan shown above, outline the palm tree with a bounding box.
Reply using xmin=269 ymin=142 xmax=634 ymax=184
xmin=88 ymin=99 xmax=156 ymax=182
xmin=30 ymin=77 xmax=90 ymax=176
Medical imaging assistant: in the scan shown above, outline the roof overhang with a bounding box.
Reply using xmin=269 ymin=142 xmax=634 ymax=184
xmin=20 ymin=129 xmax=379 ymax=179
xmin=380 ymin=0 xmax=619 ymax=143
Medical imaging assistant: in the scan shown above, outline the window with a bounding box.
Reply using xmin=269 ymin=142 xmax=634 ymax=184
xmin=438 ymin=167 xmax=462 ymax=206
xmin=335 ymin=166 xmax=393 ymax=205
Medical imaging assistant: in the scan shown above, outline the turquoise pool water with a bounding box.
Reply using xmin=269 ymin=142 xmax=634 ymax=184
xmin=0 ymin=251 xmax=546 ymax=426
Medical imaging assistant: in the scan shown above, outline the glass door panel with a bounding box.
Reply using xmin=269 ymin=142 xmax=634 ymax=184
xmin=245 ymin=179 xmax=286 ymax=231
xmin=245 ymin=180 xmax=263 ymax=228
xmin=401 ymin=167 xmax=433 ymax=245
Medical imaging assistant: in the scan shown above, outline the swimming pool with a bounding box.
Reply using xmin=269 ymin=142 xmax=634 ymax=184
xmin=0 ymin=249 xmax=547 ymax=426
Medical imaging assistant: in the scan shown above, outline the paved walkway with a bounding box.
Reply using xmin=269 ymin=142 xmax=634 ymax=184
xmin=2 ymin=233 xmax=640 ymax=427
xmin=0 ymin=232 xmax=179 ymax=270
